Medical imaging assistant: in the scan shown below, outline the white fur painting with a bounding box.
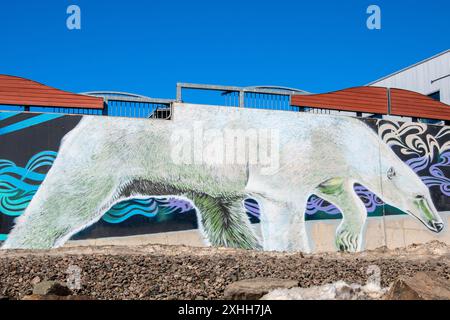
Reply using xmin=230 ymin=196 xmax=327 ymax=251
xmin=2 ymin=104 xmax=445 ymax=252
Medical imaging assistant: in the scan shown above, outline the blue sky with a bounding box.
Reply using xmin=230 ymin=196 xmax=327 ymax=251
xmin=0 ymin=0 xmax=448 ymax=99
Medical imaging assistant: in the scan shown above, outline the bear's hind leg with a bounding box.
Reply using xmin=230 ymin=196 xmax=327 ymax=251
xmin=190 ymin=194 xmax=261 ymax=250
xmin=315 ymin=178 xmax=367 ymax=252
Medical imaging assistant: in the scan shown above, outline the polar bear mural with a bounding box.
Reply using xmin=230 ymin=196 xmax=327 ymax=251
xmin=2 ymin=104 xmax=445 ymax=252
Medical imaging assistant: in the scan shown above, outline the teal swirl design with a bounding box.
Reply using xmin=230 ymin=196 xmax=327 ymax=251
xmin=102 ymin=198 xmax=181 ymax=224
xmin=0 ymin=151 xmax=192 ymax=229
xmin=0 ymin=151 xmax=57 ymax=216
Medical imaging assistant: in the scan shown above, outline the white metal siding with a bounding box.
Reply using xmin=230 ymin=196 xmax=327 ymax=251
xmin=369 ymin=51 xmax=450 ymax=105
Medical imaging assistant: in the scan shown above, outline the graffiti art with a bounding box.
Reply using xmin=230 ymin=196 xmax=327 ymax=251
xmin=0 ymin=105 xmax=448 ymax=252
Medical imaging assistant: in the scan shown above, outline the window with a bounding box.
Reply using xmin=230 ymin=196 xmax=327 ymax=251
xmin=428 ymin=91 xmax=441 ymax=101
xmin=419 ymin=118 xmax=444 ymax=125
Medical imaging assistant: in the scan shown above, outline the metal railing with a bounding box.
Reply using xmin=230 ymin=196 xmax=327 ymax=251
xmin=0 ymin=105 xmax=104 ymax=115
xmin=0 ymin=91 xmax=174 ymax=119
xmin=176 ymin=83 xmax=309 ymax=111
xmin=0 ymin=83 xmax=315 ymax=119
xmin=2 ymin=83 xmax=448 ymax=124
xmin=82 ymin=91 xmax=174 ymax=119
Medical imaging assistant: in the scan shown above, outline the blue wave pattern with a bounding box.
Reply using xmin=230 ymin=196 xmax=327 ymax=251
xmin=0 ymin=151 xmax=57 ymax=216
xmin=103 ymin=197 xmax=192 ymax=224
xmin=0 ymin=113 xmax=64 ymax=137
xmin=0 ymin=151 xmax=193 ymax=225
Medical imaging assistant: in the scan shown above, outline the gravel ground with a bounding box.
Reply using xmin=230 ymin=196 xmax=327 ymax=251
xmin=0 ymin=241 xmax=449 ymax=300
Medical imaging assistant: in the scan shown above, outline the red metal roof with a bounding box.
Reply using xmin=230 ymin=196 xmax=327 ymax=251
xmin=291 ymin=86 xmax=450 ymax=121
xmin=0 ymin=74 xmax=104 ymax=109
xmin=390 ymin=88 xmax=450 ymax=120
xmin=291 ymin=87 xmax=388 ymax=114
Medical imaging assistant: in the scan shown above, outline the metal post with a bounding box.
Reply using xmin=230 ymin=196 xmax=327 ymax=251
xmin=176 ymin=84 xmax=182 ymax=102
xmin=102 ymin=99 xmax=109 ymax=116
xmin=239 ymin=90 xmax=245 ymax=108
xmin=387 ymin=88 xmax=391 ymax=115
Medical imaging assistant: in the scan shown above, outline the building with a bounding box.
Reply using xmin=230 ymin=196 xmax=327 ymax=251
xmin=368 ymin=49 xmax=450 ymax=123
xmin=368 ymin=49 xmax=450 ymax=105
xmin=288 ymin=50 xmax=450 ymax=124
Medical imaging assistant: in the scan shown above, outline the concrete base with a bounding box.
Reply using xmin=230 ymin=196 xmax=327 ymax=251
xmin=66 ymin=213 xmax=450 ymax=253
xmin=308 ymin=212 xmax=450 ymax=252
xmin=66 ymin=229 xmax=206 ymax=248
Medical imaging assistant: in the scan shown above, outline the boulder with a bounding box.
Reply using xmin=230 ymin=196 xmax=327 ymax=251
xmin=32 ymin=280 xmax=72 ymax=296
xmin=223 ymin=278 xmax=299 ymax=300
xmin=261 ymin=281 xmax=388 ymax=300
xmin=385 ymin=272 xmax=450 ymax=300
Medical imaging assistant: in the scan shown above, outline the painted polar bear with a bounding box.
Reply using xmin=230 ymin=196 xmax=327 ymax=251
xmin=2 ymin=104 xmax=445 ymax=252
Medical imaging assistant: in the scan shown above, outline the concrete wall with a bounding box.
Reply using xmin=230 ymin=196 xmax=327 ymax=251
xmin=67 ymin=213 xmax=450 ymax=252
xmin=0 ymin=104 xmax=449 ymax=252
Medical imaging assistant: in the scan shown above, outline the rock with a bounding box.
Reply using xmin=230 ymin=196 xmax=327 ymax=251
xmin=385 ymin=272 xmax=450 ymax=300
xmin=32 ymin=281 xmax=72 ymax=296
xmin=0 ymin=295 xmax=9 ymax=301
xmin=335 ymin=282 xmax=357 ymax=299
xmin=261 ymin=281 xmax=388 ymax=300
xmin=30 ymin=276 xmax=41 ymax=285
xmin=22 ymin=294 xmax=94 ymax=301
xmin=224 ymin=278 xmax=299 ymax=300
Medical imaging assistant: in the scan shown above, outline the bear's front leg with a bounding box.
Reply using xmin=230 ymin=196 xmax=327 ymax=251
xmin=316 ymin=178 xmax=367 ymax=252
xmin=257 ymin=197 xmax=310 ymax=252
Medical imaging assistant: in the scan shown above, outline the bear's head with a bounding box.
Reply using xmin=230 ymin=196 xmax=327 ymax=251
xmin=381 ymin=161 xmax=444 ymax=233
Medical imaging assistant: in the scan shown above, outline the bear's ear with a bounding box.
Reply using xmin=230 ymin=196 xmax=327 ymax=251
xmin=387 ymin=167 xmax=396 ymax=180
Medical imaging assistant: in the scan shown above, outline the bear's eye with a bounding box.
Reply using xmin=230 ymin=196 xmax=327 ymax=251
xmin=387 ymin=167 xmax=396 ymax=180
xmin=415 ymin=195 xmax=425 ymax=200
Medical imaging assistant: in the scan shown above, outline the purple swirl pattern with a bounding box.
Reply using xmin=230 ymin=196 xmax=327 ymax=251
xmin=304 ymin=151 xmax=450 ymax=217
xmin=420 ymin=151 xmax=450 ymax=196
xmin=305 ymin=185 xmax=384 ymax=216
xmin=165 ymin=197 xmax=194 ymax=213
xmin=306 ymin=196 xmax=341 ymax=215
xmin=244 ymin=199 xmax=260 ymax=219
xmin=353 ymin=185 xmax=384 ymax=213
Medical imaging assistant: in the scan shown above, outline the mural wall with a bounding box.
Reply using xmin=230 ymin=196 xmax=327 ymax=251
xmin=0 ymin=104 xmax=448 ymax=252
